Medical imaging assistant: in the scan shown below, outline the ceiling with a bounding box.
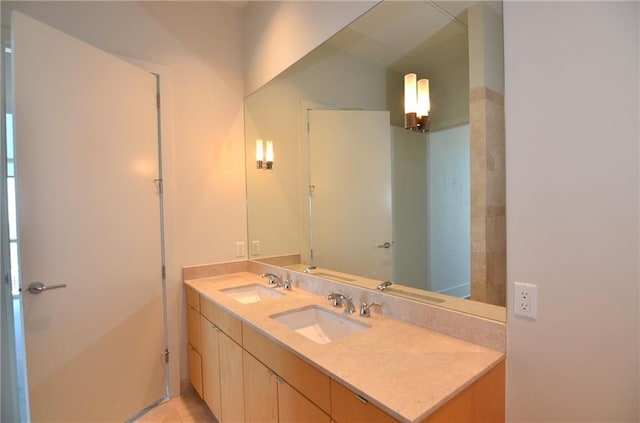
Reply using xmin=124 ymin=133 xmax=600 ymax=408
xmin=324 ymin=1 xmax=482 ymax=75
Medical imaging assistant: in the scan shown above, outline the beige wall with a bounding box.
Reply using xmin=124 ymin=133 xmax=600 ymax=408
xmin=243 ymin=0 xmax=378 ymax=95
xmin=504 ymin=2 xmax=639 ymax=421
xmin=1 ymin=1 xmax=246 ymax=397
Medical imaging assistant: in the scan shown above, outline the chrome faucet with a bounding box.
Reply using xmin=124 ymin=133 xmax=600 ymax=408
xmin=260 ymin=273 xmax=291 ymax=290
xmin=376 ymin=280 xmax=393 ymax=291
xmin=260 ymin=273 xmax=279 ymax=286
xmin=360 ymin=301 xmax=382 ymax=317
xmin=326 ymin=292 xmax=355 ymax=314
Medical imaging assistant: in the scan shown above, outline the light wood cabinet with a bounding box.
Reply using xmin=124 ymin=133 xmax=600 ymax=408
xmin=243 ymin=351 xmax=278 ymax=423
xmin=186 ymin=286 xmax=200 ymax=312
xmin=278 ymin=378 xmax=330 ymax=423
xmin=187 ymin=299 xmax=202 ymax=398
xmin=243 ymin=323 xmax=331 ymax=414
xmin=199 ymin=299 xmax=245 ymax=423
xmin=219 ymin=332 xmax=245 ymax=423
xmin=186 ymin=285 xmax=505 ymax=423
xmin=201 ymin=296 xmax=242 ymax=344
xmin=243 ymin=349 xmax=328 ymax=423
xmin=187 ymin=344 xmax=202 ymax=398
xmin=331 ymin=380 xmax=399 ymax=423
xmin=201 ymin=315 xmax=222 ymax=419
xmin=420 ymin=361 xmax=505 ymax=423
xmin=187 ymin=305 xmax=201 ymax=352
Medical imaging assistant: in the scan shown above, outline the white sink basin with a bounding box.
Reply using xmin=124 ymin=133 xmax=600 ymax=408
xmin=270 ymin=305 xmax=369 ymax=344
xmin=220 ymin=284 xmax=285 ymax=304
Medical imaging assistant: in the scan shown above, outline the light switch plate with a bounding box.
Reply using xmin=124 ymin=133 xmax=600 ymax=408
xmin=235 ymin=242 xmax=245 ymax=258
xmin=251 ymin=240 xmax=261 ymax=255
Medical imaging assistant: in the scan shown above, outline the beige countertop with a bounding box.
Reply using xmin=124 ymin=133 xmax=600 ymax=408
xmin=185 ymin=271 xmax=505 ymax=423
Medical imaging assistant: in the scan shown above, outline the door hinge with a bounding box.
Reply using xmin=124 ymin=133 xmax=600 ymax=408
xmin=157 ymin=94 xmax=161 ymax=108
xmin=154 ymin=178 xmax=163 ymax=194
xmin=162 ymin=265 xmax=166 ymax=279
xmin=310 ymin=249 xmax=314 ymax=260
xmin=162 ymin=349 xmax=170 ymax=364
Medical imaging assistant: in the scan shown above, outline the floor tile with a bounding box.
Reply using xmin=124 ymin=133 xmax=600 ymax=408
xmin=134 ymin=385 xmax=216 ymax=423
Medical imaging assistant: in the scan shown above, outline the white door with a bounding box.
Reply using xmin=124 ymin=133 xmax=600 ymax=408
xmin=308 ymin=110 xmax=392 ymax=281
xmin=12 ymin=12 xmax=167 ymax=422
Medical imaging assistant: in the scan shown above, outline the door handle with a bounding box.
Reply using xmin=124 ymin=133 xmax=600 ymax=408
xmin=376 ymin=242 xmax=393 ymax=249
xmin=27 ymin=281 xmax=67 ymax=295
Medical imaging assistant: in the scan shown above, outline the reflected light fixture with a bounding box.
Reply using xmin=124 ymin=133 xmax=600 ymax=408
xmin=404 ymin=73 xmax=430 ymax=133
xmin=256 ymin=139 xmax=274 ymax=169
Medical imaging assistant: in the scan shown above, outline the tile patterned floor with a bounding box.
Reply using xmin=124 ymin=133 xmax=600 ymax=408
xmin=135 ymin=385 xmax=217 ymax=423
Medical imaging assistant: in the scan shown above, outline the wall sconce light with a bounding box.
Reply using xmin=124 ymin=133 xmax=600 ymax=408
xmin=256 ymin=139 xmax=274 ymax=169
xmin=404 ymin=73 xmax=430 ymax=133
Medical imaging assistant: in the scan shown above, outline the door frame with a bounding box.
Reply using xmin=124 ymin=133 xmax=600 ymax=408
xmin=122 ymin=56 xmax=180 ymax=401
xmin=1 ymin=40 xmax=30 ymax=423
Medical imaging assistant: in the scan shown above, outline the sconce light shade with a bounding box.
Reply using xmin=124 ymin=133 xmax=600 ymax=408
xmin=256 ymin=139 xmax=264 ymax=169
xmin=404 ymin=73 xmax=430 ymax=133
xmin=404 ymin=73 xmax=417 ymax=114
xmin=265 ymin=140 xmax=274 ymax=169
xmin=256 ymin=138 xmax=274 ymax=170
xmin=417 ymin=79 xmax=430 ymax=117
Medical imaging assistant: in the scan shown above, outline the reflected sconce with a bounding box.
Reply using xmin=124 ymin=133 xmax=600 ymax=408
xmin=256 ymin=139 xmax=274 ymax=170
xmin=404 ymin=73 xmax=430 ymax=133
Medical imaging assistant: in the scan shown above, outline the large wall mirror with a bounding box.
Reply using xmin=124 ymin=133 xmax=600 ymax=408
xmin=245 ymin=0 xmax=506 ymax=321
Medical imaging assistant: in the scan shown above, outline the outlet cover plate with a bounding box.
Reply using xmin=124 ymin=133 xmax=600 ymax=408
xmin=514 ymin=281 xmax=538 ymax=319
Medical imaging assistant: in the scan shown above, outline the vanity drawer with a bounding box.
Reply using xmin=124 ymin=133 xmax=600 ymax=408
xmin=201 ymin=298 xmax=243 ymax=345
xmin=330 ymin=379 xmax=398 ymax=423
xmin=242 ymin=323 xmax=331 ymax=414
xmin=186 ymin=286 xmax=200 ymax=312
xmin=187 ymin=304 xmax=201 ymax=352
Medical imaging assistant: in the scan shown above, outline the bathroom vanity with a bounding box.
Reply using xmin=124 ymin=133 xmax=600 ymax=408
xmin=184 ymin=263 xmax=505 ymax=423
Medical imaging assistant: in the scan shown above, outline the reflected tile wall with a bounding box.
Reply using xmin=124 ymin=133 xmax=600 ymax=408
xmin=470 ymin=87 xmax=506 ymax=306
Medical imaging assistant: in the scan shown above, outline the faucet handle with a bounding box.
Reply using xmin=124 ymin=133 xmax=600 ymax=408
xmin=326 ymin=292 xmax=343 ymax=307
xmin=360 ymin=301 xmax=382 ymax=317
xmin=283 ymin=279 xmax=292 ymax=290
xmin=260 ymin=273 xmax=279 ymax=286
xmin=343 ymin=296 xmax=356 ymax=314
xmin=327 ymin=293 xmax=355 ymax=313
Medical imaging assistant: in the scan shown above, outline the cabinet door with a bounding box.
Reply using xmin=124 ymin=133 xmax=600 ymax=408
xmin=421 ymin=361 xmax=505 ymax=423
xmin=243 ymin=351 xmax=278 ymax=423
xmin=219 ymin=333 xmax=245 ymax=423
xmin=243 ymin=324 xmax=330 ymax=413
xmin=331 ymin=380 xmax=398 ymax=423
xmin=187 ymin=344 xmax=203 ymax=398
xmin=201 ymin=316 xmax=222 ymax=419
xmin=278 ymin=380 xmax=330 ymax=423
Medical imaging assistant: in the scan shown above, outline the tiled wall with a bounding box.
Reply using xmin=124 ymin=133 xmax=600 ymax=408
xmin=470 ymin=87 xmax=506 ymax=306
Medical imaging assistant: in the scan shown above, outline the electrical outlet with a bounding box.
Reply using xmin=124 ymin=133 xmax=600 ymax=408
xmin=514 ymin=282 xmax=537 ymax=319
xmin=235 ymin=242 xmax=245 ymax=258
xmin=251 ymin=240 xmax=261 ymax=255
